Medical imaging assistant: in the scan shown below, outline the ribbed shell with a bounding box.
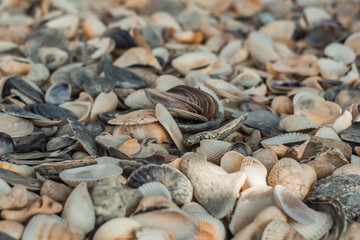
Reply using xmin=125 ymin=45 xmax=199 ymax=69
xmin=191 ymin=212 xmax=225 ymax=240
xmin=138 ymin=182 xmax=172 ymax=200
xmin=197 ymin=140 xmax=232 ymax=165
xmin=93 ymin=217 xmax=141 ymax=240
xmin=261 ymin=220 xmax=305 ymax=240
xmin=240 ymin=157 xmax=268 ymax=189
xmin=135 ymin=227 xmax=177 ymax=240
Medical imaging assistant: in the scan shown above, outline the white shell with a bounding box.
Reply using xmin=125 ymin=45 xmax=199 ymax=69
xmin=240 ymin=157 xmax=268 ymax=190
xmin=172 ymin=52 xmax=217 ymax=75
xmin=61 ymin=182 xmax=95 ymax=236
xmin=0 ymin=220 xmax=24 ymax=240
xmin=315 ymin=127 xmax=341 ymax=141
xmin=197 ymin=140 xmax=232 ymax=165
xmin=93 ymin=217 xmax=141 ymax=240
xmin=190 ymin=212 xmax=226 ymax=240
xmin=138 ymin=182 xmax=172 ymax=200
xmin=324 ymin=42 xmax=356 ymax=64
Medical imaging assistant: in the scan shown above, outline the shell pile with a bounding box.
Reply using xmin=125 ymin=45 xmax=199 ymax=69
xmin=0 ymin=0 xmax=360 ymax=239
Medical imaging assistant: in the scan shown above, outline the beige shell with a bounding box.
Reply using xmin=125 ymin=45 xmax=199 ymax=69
xmin=307 ymin=160 xmax=337 ymax=179
xmin=271 ymin=96 xmax=293 ymax=115
xmin=301 ymin=7 xmax=330 ymax=29
xmin=108 ymin=109 xmax=157 ymax=126
xmin=46 ymin=14 xmax=79 ymax=39
xmin=261 ymin=133 xmax=310 ymax=160
xmin=332 ymin=110 xmax=352 ymax=134
xmin=341 ymin=221 xmax=360 ymax=240
xmin=87 ymin=37 xmax=115 ymax=59
xmin=317 ymin=58 xmax=349 ymax=80
xmin=268 ymin=54 xmax=318 ymax=76
xmin=82 ymin=14 xmax=107 ymax=38
xmin=259 ymin=20 xmax=295 ymax=40
xmin=315 ymin=127 xmax=341 ymax=141
xmin=279 ymin=115 xmax=318 ymax=132
xmin=268 ymin=158 xmax=307 ymax=199
xmin=204 ymin=78 xmax=247 ymax=100
xmin=90 ymin=92 xmax=118 ymax=122
xmin=301 ymin=164 xmax=317 ymax=197
xmin=219 ymin=39 xmax=248 ymax=65
xmin=135 ymin=227 xmax=177 ymax=240
xmin=93 ymin=217 xmax=141 ymax=240
xmin=150 ymin=12 xmax=181 ymax=31
xmin=229 ymin=186 xmax=275 ymax=235
xmin=247 ymin=32 xmax=281 ymax=65
xmin=0 ymin=185 xmax=28 ymax=210
xmin=191 ymin=212 xmax=225 ymax=240
xmin=196 ymin=140 xmax=232 ymax=165
xmin=0 ymin=220 xmax=24 ymax=240
xmin=232 ymin=206 xmax=287 ymax=240
xmin=118 ymin=138 xmax=141 ymax=156
xmin=172 ymin=52 xmax=217 ymax=75
xmin=220 ymin=151 xmax=244 ymax=173
xmin=332 ymin=162 xmax=360 ymax=176
xmin=22 ymin=214 xmax=76 ymax=240
xmin=61 ymin=182 xmax=95 ymax=236
xmin=0 ymin=56 xmax=32 ymax=75
xmin=324 ymin=42 xmax=356 ymax=64
xmin=113 ymin=47 xmax=161 ymax=70
xmin=240 ymin=157 xmax=268 ymax=190
xmin=59 ymin=101 xmax=92 ymax=122
xmin=40 ymin=180 xmax=72 ymax=204
xmin=124 ymin=90 xmax=154 ymax=109
xmin=252 ymin=148 xmax=278 ymax=172
xmin=138 ymin=182 xmax=172 ymax=200
xmin=155 ymin=75 xmax=184 ymax=91
xmin=345 ymin=32 xmax=360 ymax=55
xmin=261 ymin=220 xmax=306 ymax=240
xmin=340 ymin=62 xmax=359 ymax=85
xmin=0 ymin=113 xmax=34 ymax=138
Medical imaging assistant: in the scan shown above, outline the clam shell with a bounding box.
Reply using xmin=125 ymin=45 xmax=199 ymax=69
xmin=247 ymin=32 xmax=280 ymax=65
xmin=220 ymin=151 xmax=244 ymax=173
xmin=268 ymin=158 xmax=306 ymax=199
xmin=289 ymin=210 xmax=333 ymax=240
xmin=261 ymin=220 xmax=306 ymax=240
xmin=135 ymin=227 xmax=177 ymax=240
xmin=22 ymin=215 xmax=76 ymax=240
xmin=0 ymin=220 xmax=24 ymax=240
xmin=93 ymin=217 xmax=141 ymax=240
xmin=240 ymin=156 xmax=268 ymax=190
xmin=138 ymin=182 xmax=172 ymax=200
xmin=90 ymin=92 xmax=118 ymax=122
xmin=279 ymin=115 xmax=318 ymax=132
xmin=324 ymin=42 xmax=356 ymax=64
xmin=45 ymin=82 xmax=71 ymax=104
xmin=59 ymin=164 xmax=123 ymax=188
xmin=46 ymin=14 xmax=79 ymax=39
xmin=332 ymin=110 xmax=352 ymax=134
xmin=113 ymin=47 xmax=161 ymax=70
xmin=261 ymin=133 xmax=310 ymax=160
xmin=0 ymin=113 xmax=34 ymax=138
xmin=197 ymin=140 xmax=232 ymax=165
xmin=108 ymin=109 xmax=157 ymax=126
xmin=118 ymin=138 xmax=140 ymax=156
xmin=345 ymin=31 xmax=360 ymax=55
xmin=172 ymin=52 xmax=217 ymax=75
xmin=126 ymin=164 xmax=193 ymax=205
xmin=190 ymin=212 xmax=225 ymax=240
xmin=317 ymin=58 xmax=349 ymax=80
xmin=268 ymin=54 xmax=318 ymax=76
xmin=273 ymin=185 xmax=316 ymax=225
xmin=315 ymin=127 xmax=341 ymax=141
xmin=82 ymin=14 xmax=106 ymax=38
xmin=332 ymin=163 xmax=360 ymax=176
xmin=62 ymin=182 xmax=95 ymax=236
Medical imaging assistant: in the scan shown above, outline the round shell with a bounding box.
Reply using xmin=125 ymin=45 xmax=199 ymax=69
xmin=324 ymin=42 xmax=356 ymax=65
xmin=190 ymin=213 xmax=225 ymax=240
xmin=93 ymin=217 xmax=141 ymax=240
xmin=197 ymin=140 xmax=232 ymax=165
xmin=0 ymin=113 xmax=34 ymax=138
xmin=126 ymin=164 xmax=193 ymax=205
xmin=59 ymin=164 xmax=123 ymax=187
xmin=138 ymin=182 xmax=172 ymax=200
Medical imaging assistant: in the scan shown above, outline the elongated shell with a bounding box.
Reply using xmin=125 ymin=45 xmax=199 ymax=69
xmin=172 ymin=52 xmax=217 ymax=75
xmin=22 ymin=214 xmax=76 ymax=240
xmin=61 ymin=182 xmax=95 ymax=236
xmin=59 ymin=164 xmax=123 ymax=187
xmin=332 ymin=162 xmax=360 ymax=176
xmin=93 ymin=217 xmax=141 ymax=240
xmin=197 ymin=140 xmax=232 ymax=165
xmin=0 ymin=162 xmax=34 ymax=177
xmin=0 ymin=113 xmax=34 ymax=138
xmin=240 ymin=157 xmax=268 ymax=190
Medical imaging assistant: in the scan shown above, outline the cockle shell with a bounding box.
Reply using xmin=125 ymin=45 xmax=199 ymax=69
xmin=261 ymin=220 xmax=306 ymax=240
xmin=190 ymin=212 xmax=225 ymax=240
xmin=138 ymin=182 xmax=172 ymax=200
xmin=279 ymin=115 xmax=318 ymax=133
xmin=196 ymin=140 xmax=232 ymax=165
xmin=240 ymin=156 xmax=268 ymax=190
xmin=93 ymin=217 xmax=141 ymax=240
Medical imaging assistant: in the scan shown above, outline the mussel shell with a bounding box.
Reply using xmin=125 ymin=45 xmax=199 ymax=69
xmin=306 ymin=20 xmax=345 ymax=48
xmin=118 ymin=157 xmax=165 ymax=177
xmin=69 ymin=67 xmax=97 ymax=90
xmin=45 ymin=82 xmax=71 ymax=104
xmin=13 ymin=133 xmax=46 ymax=153
xmin=46 ymin=137 xmax=77 ymax=152
xmin=0 ymin=168 xmax=41 ymax=190
xmin=104 ymin=64 xmax=148 ymax=89
xmin=24 ymin=104 xmax=77 ymax=124
xmin=83 ymin=77 xmax=116 ymax=98
xmin=3 ymin=76 xmax=44 ymax=103
xmin=103 ymin=27 xmax=136 ymax=49
xmin=0 ymin=133 xmax=14 ymax=156
xmin=242 ymin=110 xmax=281 ymax=136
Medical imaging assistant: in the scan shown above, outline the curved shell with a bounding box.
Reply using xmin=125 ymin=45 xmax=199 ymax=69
xmin=59 ymin=101 xmax=92 ymax=122
xmin=0 ymin=113 xmax=34 ymax=138
xmin=113 ymin=47 xmax=161 ymax=70
xmin=268 ymin=158 xmax=306 ymax=199
xmin=59 ymin=164 xmax=123 ymax=187
xmin=261 ymin=133 xmax=310 ymax=160
xmin=197 ymin=140 xmax=232 ymax=165
xmin=279 ymin=115 xmax=318 ymax=132
xmin=0 ymin=220 xmax=24 ymax=240
xmin=135 ymin=227 xmax=177 ymax=240
xmin=138 ymin=182 xmax=172 ymax=200
xmin=268 ymin=54 xmax=319 ymax=76
xmin=324 ymin=42 xmax=356 ymax=64
xmin=190 ymin=212 xmax=225 ymax=240
xmin=108 ymin=109 xmax=157 ymax=125
xmin=172 ymin=52 xmax=217 ymax=75
xmin=22 ymin=214 xmax=76 ymax=240
xmin=118 ymin=138 xmax=141 ymax=156
xmin=261 ymin=220 xmax=305 ymax=240
xmin=317 ymin=58 xmax=349 ymax=80
xmin=252 ymin=149 xmax=278 ymax=172
xmin=126 ymin=164 xmax=193 ymax=205
xmin=240 ymin=157 xmax=268 ymax=190
xmin=93 ymin=217 xmax=141 ymax=240
xmin=90 ymin=92 xmax=118 ymax=122
xmin=332 ymin=163 xmax=360 ymax=176
xmin=45 ymin=82 xmax=71 ymax=104
xmin=220 ymin=151 xmax=244 ymax=173
xmin=247 ymin=32 xmax=280 ymax=65
xmin=61 ymin=182 xmax=95 ymax=236
xmin=0 ymin=162 xmax=34 ymax=177
xmin=315 ymin=127 xmax=341 ymax=141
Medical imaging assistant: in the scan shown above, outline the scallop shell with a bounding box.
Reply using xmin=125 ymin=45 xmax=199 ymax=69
xmin=138 ymin=182 xmax=172 ymax=200
xmin=279 ymin=115 xmax=318 ymax=132
xmin=108 ymin=109 xmax=157 ymax=126
xmin=118 ymin=138 xmax=141 ymax=156
xmin=61 ymin=182 xmax=95 ymax=236
xmin=59 ymin=164 xmax=123 ymax=187
xmin=332 ymin=163 xmax=360 ymax=176
xmin=0 ymin=220 xmax=24 ymax=240
xmin=261 ymin=133 xmax=310 ymax=160
xmin=135 ymin=227 xmax=177 ymax=240
xmin=289 ymin=210 xmax=333 ymax=240
xmin=324 ymin=42 xmax=356 ymax=64
xmin=172 ymin=52 xmax=217 ymax=75
xmin=126 ymin=164 xmax=193 ymax=205
xmin=22 ymin=215 xmax=76 ymax=240
xmin=261 ymin=220 xmax=306 ymax=240
xmin=273 ymin=185 xmax=316 ymax=225
xmin=268 ymin=158 xmax=306 ymax=199
xmin=240 ymin=157 xmax=268 ymax=190
xmin=220 ymin=151 xmax=244 ymax=173
xmin=93 ymin=217 xmax=141 ymax=240
xmin=197 ymin=140 xmax=232 ymax=165
xmin=190 ymin=212 xmax=225 ymax=240
xmin=0 ymin=113 xmax=34 ymax=138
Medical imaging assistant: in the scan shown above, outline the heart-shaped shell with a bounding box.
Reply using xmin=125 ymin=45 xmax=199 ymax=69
xmin=61 ymin=182 xmax=95 ymax=236
xmin=59 ymin=164 xmax=123 ymax=187
xmin=93 ymin=217 xmax=141 ymax=240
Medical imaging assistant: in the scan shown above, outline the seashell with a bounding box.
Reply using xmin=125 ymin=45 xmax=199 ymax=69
xmin=22 ymin=214 xmax=76 ymax=240
xmin=204 ymin=78 xmax=247 ymax=100
xmin=0 ymin=178 xmax=11 ymax=194
xmin=190 ymin=212 xmax=225 ymax=240
xmin=46 ymin=137 xmax=77 ymax=152
xmin=155 ymin=103 xmax=186 ymax=152
xmin=315 ymin=127 xmax=341 ymax=141
xmin=46 ymin=14 xmax=79 ymax=38
xmin=138 ymin=182 xmax=172 ymax=200
xmin=86 ymin=37 xmax=115 ymax=59
xmin=261 ymin=133 xmax=310 ymax=160
xmin=126 ymin=164 xmax=192 ymax=205
xmin=82 ymin=14 xmax=107 ymax=38
xmin=268 ymin=158 xmax=307 ymax=199
xmin=90 ymin=92 xmax=118 ymax=122
xmin=345 ymin=32 xmax=360 ymax=55
xmin=273 ymin=185 xmax=316 ymax=225
xmin=172 ymin=52 xmax=217 ymax=75
xmin=332 ymin=110 xmax=352 ymax=134
xmin=0 ymin=56 xmax=32 ymax=76
xmin=0 ymin=162 xmax=34 ymax=177
xmin=252 ymin=148 xmax=278 ymax=172
xmin=271 ymin=96 xmax=293 ymax=115
xmin=1 ymin=196 xmax=62 ymax=223
xmin=219 ymin=39 xmax=248 ymax=65
xmin=220 ymin=151 xmax=244 ymax=173
xmin=259 ymin=20 xmax=295 ymax=40
xmin=0 ymin=168 xmax=41 ymax=191
xmin=109 ymin=109 xmax=157 ymax=126
xmin=181 ymin=153 xmax=246 ymax=218
xmin=182 ymin=202 xmax=209 ymax=215
xmin=340 ymin=62 xmax=359 ymax=85
xmin=229 ymin=186 xmax=275 ymax=235
xmin=240 ymin=156 xmax=268 ymax=190
xmin=243 ymin=110 xmax=280 ymax=137
xmin=45 ymin=82 xmax=71 ymax=104
xmin=35 ymin=47 xmax=69 ymax=70
xmin=279 ymin=115 xmax=318 ymax=133
xmin=247 ymin=32 xmax=280 ymax=65
xmin=135 ymin=227 xmax=177 ymax=240
xmin=174 ymin=31 xmax=204 ymax=44
xmin=261 ymin=220 xmax=306 ymax=240
xmin=155 ymin=75 xmax=183 ymax=92
xmin=232 ymin=206 xmax=287 ymax=240
xmin=289 ymin=210 xmax=333 ymax=240
xmin=301 ymin=164 xmax=317 ymax=197
xmin=341 ymin=221 xmax=360 ymax=240
xmin=332 ymin=163 xmax=360 ymax=176
xmin=82 ymin=77 xmax=116 ymax=98
xmin=267 ymin=54 xmax=319 ymax=76
xmin=150 ymin=12 xmax=181 ymax=31
xmin=104 ymin=64 xmax=148 ymax=89
xmin=25 ymin=104 xmax=77 ymax=124
xmin=196 ymin=140 xmax=232 ymax=165
xmin=0 ymin=220 xmax=24 ymax=240
xmin=62 ymin=182 xmax=95 ymax=236
xmin=60 ymin=164 xmax=123 ymax=187
xmin=113 ymin=47 xmax=161 ymax=70
xmin=118 ymin=138 xmax=140 ymax=156
xmin=125 ymin=90 xmax=154 ymax=109
xmin=93 ymin=217 xmax=141 ymax=240
xmin=0 ymin=113 xmax=34 ymax=138
xmin=302 ymin=7 xmax=331 ymax=29
xmin=40 ymin=180 xmax=72 ymax=204
xmin=0 ymin=185 xmax=27 ymax=210
xmin=317 ymin=58 xmax=349 ymax=80
xmin=324 ymin=42 xmax=356 ymax=65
